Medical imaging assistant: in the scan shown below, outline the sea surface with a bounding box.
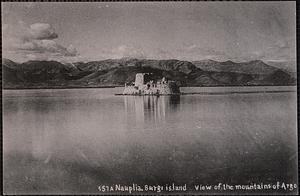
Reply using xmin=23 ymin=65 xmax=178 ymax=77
xmin=3 ymin=86 xmax=298 ymax=194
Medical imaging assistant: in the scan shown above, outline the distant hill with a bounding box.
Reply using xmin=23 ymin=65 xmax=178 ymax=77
xmin=2 ymin=58 xmax=296 ymax=89
xmin=192 ymin=59 xmax=279 ymax=75
xmin=266 ymin=60 xmax=296 ymax=78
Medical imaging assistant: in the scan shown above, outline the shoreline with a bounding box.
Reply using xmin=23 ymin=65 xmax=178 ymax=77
xmin=115 ymin=90 xmax=296 ymax=96
xmin=3 ymin=84 xmax=297 ymax=90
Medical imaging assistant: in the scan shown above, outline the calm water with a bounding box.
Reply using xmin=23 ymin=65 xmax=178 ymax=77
xmin=3 ymin=87 xmax=298 ymax=194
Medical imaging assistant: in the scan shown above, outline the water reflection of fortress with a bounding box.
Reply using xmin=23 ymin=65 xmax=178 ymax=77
xmin=124 ymin=95 xmax=180 ymax=124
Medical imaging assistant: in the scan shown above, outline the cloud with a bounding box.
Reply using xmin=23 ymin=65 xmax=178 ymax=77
xmin=29 ymin=23 xmax=58 ymax=40
xmin=2 ymin=22 xmax=78 ymax=62
xmin=66 ymin=45 xmax=77 ymax=55
xmin=17 ymin=40 xmax=77 ymax=56
xmin=24 ymin=53 xmax=87 ymax=63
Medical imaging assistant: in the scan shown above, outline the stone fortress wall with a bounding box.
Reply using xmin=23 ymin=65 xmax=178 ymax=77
xmin=123 ymin=73 xmax=180 ymax=95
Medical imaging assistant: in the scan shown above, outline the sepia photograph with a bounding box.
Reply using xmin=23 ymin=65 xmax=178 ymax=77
xmin=2 ymin=1 xmax=298 ymax=195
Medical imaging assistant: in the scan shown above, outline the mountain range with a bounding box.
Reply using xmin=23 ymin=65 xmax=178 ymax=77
xmin=2 ymin=58 xmax=296 ymax=89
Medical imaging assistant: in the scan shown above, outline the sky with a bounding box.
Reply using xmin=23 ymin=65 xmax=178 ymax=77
xmin=2 ymin=2 xmax=296 ymax=63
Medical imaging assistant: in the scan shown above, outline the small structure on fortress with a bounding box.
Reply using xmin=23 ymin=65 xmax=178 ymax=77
xmin=123 ymin=73 xmax=181 ymax=95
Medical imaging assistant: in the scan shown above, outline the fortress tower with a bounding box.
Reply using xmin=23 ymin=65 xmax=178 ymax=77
xmin=134 ymin=73 xmax=145 ymax=87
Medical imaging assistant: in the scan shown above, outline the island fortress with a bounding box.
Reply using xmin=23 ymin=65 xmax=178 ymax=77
xmin=123 ymin=73 xmax=181 ymax=95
